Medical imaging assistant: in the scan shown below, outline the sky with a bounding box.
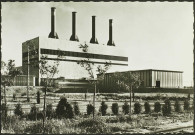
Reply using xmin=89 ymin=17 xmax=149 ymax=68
xmin=1 ymin=2 xmax=194 ymax=86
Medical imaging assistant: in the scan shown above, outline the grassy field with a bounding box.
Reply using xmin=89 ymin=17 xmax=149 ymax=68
xmin=1 ymin=86 xmax=194 ymax=134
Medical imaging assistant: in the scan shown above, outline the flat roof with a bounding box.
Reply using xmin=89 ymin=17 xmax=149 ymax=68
xmin=103 ymin=69 xmax=183 ymax=75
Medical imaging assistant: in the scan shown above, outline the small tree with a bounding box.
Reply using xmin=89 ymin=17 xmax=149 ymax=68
xmin=112 ymin=72 xmax=142 ymax=115
xmin=1 ymin=60 xmax=22 ymax=122
xmin=184 ymin=99 xmax=190 ymax=111
xmin=14 ymin=103 xmax=23 ymax=117
xmin=122 ymin=101 xmax=129 ymax=115
xmin=87 ymin=104 xmax=94 ymax=115
xmin=74 ymin=102 xmax=80 ymax=116
xmin=134 ymin=102 xmax=141 ymax=114
xmin=162 ymin=99 xmax=171 ymax=116
xmin=99 ymin=101 xmax=108 ymax=116
xmin=37 ymin=91 xmax=40 ymax=104
xmin=144 ymin=101 xmax=151 ymax=114
xmin=154 ymin=102 xmax=161 ymax=113
xmin=112 ymin=103 xmax=119 ymax=115
xmin=77 ymin=43 xmax=111 ymax=119
xmin=174 ymin=99 xmax=181 ymax=112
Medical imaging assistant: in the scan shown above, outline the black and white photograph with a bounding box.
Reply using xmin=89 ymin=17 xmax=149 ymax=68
xmin=1 ymin=1 xmax=194 ymax=134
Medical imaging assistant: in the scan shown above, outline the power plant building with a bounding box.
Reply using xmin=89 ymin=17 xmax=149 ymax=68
xmin=22 ymin=7 xmax=128 ymax=86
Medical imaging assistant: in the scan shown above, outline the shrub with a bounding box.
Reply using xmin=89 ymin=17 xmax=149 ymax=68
xmin=37 ymin=91 xmax=40 ymax=104
xmin=154 ymin=102 xmax=161 ymax=113
xmin=112 ymin=103 xmax=119 ymax=115
xmin=21 ymin=92 xmax=26 ymax=96
xmin=99 ymin=101 xmax=108 ymax=116
xmin=174 ymin=99 xmax=181 ymax=112
xmin=46 ymin=104 xmax=54 ymax=119
xmin=65 ymin=103 xmax=74 ymax=119
xmin=77 ymin=117 xmax=110 ymax=133
xmin=14 ymin=103 xmax=23 ymax=117
xmin=1 ymin=103 xmax=8 ymax=123
xmin=28 ymin=105 xmax=40 ymax=120
xmin=74 ymin=102 xmax=80 ymax=115
xmin=134 ymin=102 xmax=141 ymax=114
xmin=87 ymin=104 xmax=94 ymax=115
xmin=162 ymin=99 xmax=171 ymax=116
xmin=144 ymin=102 xmax=151 ymax=114
xmin=55 ymin=97 xmax=74 ymax=119
xmin=184 ymin=99 xmax=190 ymax=111
xmin=122 ymin=101 xmax=129 ymax=115
xmin=56 ymin=97 xmax=68 ymax=118
xmin=13 ymin=93 xmax=16 ymax=100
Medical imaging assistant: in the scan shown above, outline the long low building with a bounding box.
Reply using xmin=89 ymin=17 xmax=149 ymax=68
xmin=99 ymin=69 xmax=183 ymax=92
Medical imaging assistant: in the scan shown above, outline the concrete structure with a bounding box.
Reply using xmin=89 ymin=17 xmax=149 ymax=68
xmin=2 ymin=75 xmax=35 ymax=86
xmin=100 ymin=69 xmax=183 ymax=92
xmin=22 ymin=7 xmax=128 ymax=86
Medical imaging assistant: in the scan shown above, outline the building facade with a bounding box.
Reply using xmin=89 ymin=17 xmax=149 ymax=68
xmin=100 ymin=69 xmax=183 ymax=92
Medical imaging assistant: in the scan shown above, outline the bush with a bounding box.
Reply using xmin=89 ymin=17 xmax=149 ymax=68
xmin=99 ymin=101 xmax=108 ymax=116
xmin=37 ymin=91 xmax=40 ymax=104
xmin=184 ymin=99 xmax=190 ymax=111
xmin=134 ymin=102 xmax=141 ymax=114
xmin=28 ymin=105 xmax=42 ymax=120
xmin=1 ymin=103 xmax=8 ymax=123
xmin=162 ymin=99 xmax=171 ymax=116
xmin=122 ymin=101 xmax=129 ymax=115
xmin=21 ymin=92 xmax=26 ymax=96
xmin=13 ymin=93 xmax=16 ymax=100
xmin=77 ymin=117 xmax=110 ymax=133
xmin=154 ymin=102 xmax=161 ymax=113
xmin=144 ymin=102 xmax=151 ymax=114
xmin=74 ymin=102 xmax=80 ymax=115
xmin=174 ymin=99 xmax=181 ymax=112
xmin=112 ymin=103 xmax=119 ymax=115
xmin=87 ymin=104 xmax=94 ymax=115
xmin=56 ymin=97 xmax=68 ymax=118
xmin=14 ymin=103 xmax=23 ymax=117
xmin=56 ymin=97 xmax=74 ymax=119
xmin=65 ymin=103 xmax=74 ymax=119
xmin=46 ymin=104 xmax=55 ymax=119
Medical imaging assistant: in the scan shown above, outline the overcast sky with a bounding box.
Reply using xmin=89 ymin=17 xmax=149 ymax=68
xmin=1 ymin=2 xmax=193 ymax=86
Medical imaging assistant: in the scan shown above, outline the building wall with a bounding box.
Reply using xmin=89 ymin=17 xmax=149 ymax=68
xmin=22 ymin=37 xmax=129 ymax=86
xmin=151 ymin=70 xmax=183 ymax=88
xmin=99 ymin=70 xmax=183 ymax=92
xmin=2 ymin=75 xmax=35 ymax=86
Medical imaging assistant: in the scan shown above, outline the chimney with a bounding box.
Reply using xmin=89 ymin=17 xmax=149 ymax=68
xmin=48 ymin=7 xmax=59 ymax=39
xmin=90 ymin=16 xmax=98 ymax=44
xmin=107 ymin=19 xmax=115 ymax=46
xmin=70 ymin=12 xmax=79 ymax=41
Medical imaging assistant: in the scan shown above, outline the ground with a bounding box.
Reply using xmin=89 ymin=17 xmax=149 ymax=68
xmin=1 ymin=86 xmax=194 ymax=134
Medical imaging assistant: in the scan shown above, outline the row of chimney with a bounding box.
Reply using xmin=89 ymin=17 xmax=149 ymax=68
xmin=48 ymin=7 xmax=115 ymax=46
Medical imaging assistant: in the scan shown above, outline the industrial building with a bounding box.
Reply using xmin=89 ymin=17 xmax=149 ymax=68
xmin=99 ymin=69 xmax=183 ymax=92
xmin=22 ymin=7 xmax=128 ymax=86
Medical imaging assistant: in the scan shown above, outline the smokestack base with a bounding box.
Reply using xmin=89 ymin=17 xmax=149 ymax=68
xmin=107 ymin=40 xmax=115 ymax=46
xmin=70 ymin=35 xmax=79 ymax=41
xmin=49 ymin=32 xmax=59 ymax=39
xmin=90 ymin=38 xmax=98 ymax=44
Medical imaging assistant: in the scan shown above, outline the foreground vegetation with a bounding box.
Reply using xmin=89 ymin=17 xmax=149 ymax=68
xmin=1 ymin=94 xmax=194 ymax=134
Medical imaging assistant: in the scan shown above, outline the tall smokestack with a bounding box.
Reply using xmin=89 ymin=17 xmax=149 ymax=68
xmin=107 ymin=19 xmax=115 ymax=46
xmin=70 ymin=12 xmax=79 ymax=41
xmin=90 ymin=16 xmax=98 ymax=44
xmin=48 ymin=7 xmax=59 ymax=39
